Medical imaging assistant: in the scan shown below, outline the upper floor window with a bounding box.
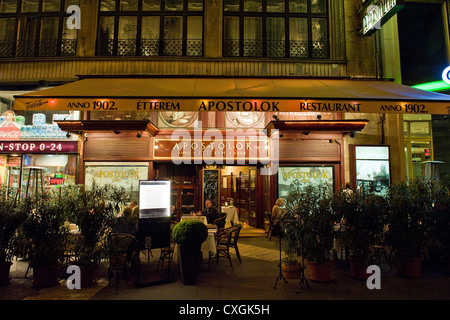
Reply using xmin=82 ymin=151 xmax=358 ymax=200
xmin=223 ymin=0 xmax=328 ymax=59
xmin=97 ymin=0 xmax=204 ymax=57
xmin=0 ymin=0 xmax=78 ymax=58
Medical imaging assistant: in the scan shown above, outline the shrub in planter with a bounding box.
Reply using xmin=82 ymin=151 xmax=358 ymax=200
xmin=172 ymin=220 xmax=208 ymax=285
xmin=61 ymin=183 xmax=127 ymax=287
xmin=426 ymin=177 xmax=450 ymax=273
xmin=332 ymin=191 xmax=387 ymax=279
xmin=0 ymin=187 xmax=26 ymax=285
xmin=22 ymin=191 xmax=66 ymax=287
xmin=283 ymin=185 xmax=338 ymax=282
xmin=385 ymin=178 xmax=433 ymax=277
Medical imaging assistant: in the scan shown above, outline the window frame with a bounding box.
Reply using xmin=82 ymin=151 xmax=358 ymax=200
xmin=0 ymin=0 xmax=78 ymax=58
xmin=96 ymin=0 xmax=204 ymax=57
xmin=222 ymin=0 xmax=329 ymax=59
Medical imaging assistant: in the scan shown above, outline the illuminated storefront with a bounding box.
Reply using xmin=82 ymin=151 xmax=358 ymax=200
xmin=0 ymin=110 xmax=79 ymax=196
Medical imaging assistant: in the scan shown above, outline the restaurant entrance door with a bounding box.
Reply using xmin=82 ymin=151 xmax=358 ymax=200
xmin=220 ymin=166 xmax=258 ymax=227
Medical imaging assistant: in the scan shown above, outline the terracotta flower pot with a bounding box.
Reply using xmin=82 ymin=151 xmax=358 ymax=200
xmin=281 ymin=262 xmax=302 ymax=279
xmin=306 ymin=260 xmax=333 ymax=282
xmin=348 ymin=255 xmax=369 ymax=280
xmin=0 ymin=262 xmax=12 ymax=286
xmin=32 ymin=264 xmax=60 ymax=287
xmin=396 ymin=256 xmax=424 ymax=278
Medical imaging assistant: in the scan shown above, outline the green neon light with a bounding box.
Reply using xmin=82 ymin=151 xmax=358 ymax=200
xmin=412 ymin=80 xmax=450 ymax=92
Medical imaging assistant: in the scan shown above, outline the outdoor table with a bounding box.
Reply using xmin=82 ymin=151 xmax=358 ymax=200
xmin=180 ymin=214 xmax=208 ymax=225
xmin=221 ymin=206 xmax=239 ymax=225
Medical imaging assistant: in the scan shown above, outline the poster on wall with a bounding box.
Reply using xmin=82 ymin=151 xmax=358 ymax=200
xmin=278 ymin=166 xmax=334 ymax=198
xmin=84 ymin=163 xmax=148 ymax=199
xmin=355 ymin=146 xmax=390 ymax=195
xmin=139 ymin=180 xmax=171 ymax=219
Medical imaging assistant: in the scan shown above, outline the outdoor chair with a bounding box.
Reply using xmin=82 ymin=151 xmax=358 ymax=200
xmin=156 ymin=221 xmax=177 ymax=271
xmin=228 ymin=224 xmax=243 ymax=263
xmin=62 ymin=233 xmax=83 ymax=267
xmin=107 ymin=233 xmax=139 ymax=292
xmin=210 ymin=227 xmax=234 ymax=271
xmin=266 ymin=213 xmax=279 ymax=241
xmin=213 ymin=213 xmax=227 ymax=230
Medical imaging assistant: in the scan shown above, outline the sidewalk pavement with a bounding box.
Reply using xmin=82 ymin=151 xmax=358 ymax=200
xmin=1 ymin=228 xmax=449 ymax=303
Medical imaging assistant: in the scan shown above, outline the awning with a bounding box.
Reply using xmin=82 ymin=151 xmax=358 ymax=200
xmin=55 ymin=120 xmax=160 ymax=136
xmin=13 ymin=76 xmax=450 ymax=115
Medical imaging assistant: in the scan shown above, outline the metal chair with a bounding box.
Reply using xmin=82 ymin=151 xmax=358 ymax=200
xmin=107 ymin=233 xmax=139 ymax=293
xmin=228 ymin=224 xmax=243 ymax=263
xmin=211 ymin=227 xmax=234 ymax=271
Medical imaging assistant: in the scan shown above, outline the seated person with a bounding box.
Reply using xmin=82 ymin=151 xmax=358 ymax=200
xmin=200 ymin=199 xmax=223 ymax=227
xmin=271 ymin=198 xmax=285 ymax=228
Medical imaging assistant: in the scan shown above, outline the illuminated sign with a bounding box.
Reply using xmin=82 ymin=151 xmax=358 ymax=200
xmin=13 ymin=97 xmax=450 ymax=115
xmin=0 ymin=141 xmax=78 ymax=153
xmin=442 ymin=66 xmax=450 ymax=85
xmin=50 ymin=178 xmax=65 ymax=185
xmin=361 ymin=0 xmax=404 ymax=36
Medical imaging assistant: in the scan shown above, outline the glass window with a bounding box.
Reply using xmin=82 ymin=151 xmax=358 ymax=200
xmin=409 ymin=121 xmax=430 ymax=137
xmin=120 ymin=0 xmax=138 ymax=11
xmin=42 ymin=0 xmax=61 ymax=12
xmin=188 ymin=0 xmax=203 ymax=11
xmin=141 ymin=16 xmax=160 ymax=56
xmin=243 ymin=17 xmax=262 ymax=57
xmin=97 ymin=0 xmax=203 ymax=56
xmin=100 ymin=0 xmax=116 ymax=11
xmin=224 ymin=0 xmax=328 ymax=58
xmin=0 ymin=0 xmax=17 ymax=13
xmin=187 ymin=16 xmax=203 ymax=56
xmin=224 ymin=0 xmax=239 ymax=11
xmin=289 ymin=0 xmax=307 ymax=13
xmin=290 ymin=18 xmax=308 ymax=58
xmin=311 ymin=0 xmax=326 ymax=13
xmin=164 ymin=16 xmax=183 ymax=55
xmin=244 ymin=0 xmax=262 ymax=12
xmin=267 ymin=17 xmax=285 ymax=57
xmin=166 ymin=0 xmax=184 ymax=11
xmin=267 ymin=0 xmax=284 ymax=12
xmin=21 ymin=0 xmax=39 ymax=12
xmin=0 ymin=18 xmax=15 ymax=41
xmin=0 ymin=0 xmax=77 ymax=58
xmin=142 ymin=0 xmax=160 ymax=11
xmin=411 ymin=141 xmax=432 ymax=177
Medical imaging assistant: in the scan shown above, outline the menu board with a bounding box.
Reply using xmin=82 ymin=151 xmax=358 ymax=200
xmin=355 ymin=146 xmax=390 ymax=195
xmin=139 ymin=180 xmax=171 ymax=219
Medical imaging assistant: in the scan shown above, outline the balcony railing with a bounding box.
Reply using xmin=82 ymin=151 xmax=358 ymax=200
xmin=0 ymin=39 xmax=77 ymax=58
xmin=223 ymin=40 xmax=328 ymax=59
xmin=97 ymin=39 xmax=203 ymax=57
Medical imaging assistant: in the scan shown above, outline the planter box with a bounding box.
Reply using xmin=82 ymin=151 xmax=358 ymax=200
xmin=306 ymin=260 xmax=333 ymax=282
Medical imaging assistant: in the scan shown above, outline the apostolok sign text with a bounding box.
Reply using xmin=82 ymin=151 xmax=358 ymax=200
xmin=13 ymin=97 xmax=450 ymax=115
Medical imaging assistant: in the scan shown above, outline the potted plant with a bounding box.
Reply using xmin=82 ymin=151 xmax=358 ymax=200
xmin=385 ymin=178 xmax=433 ymax=278
xmin=63 ymin=183 xmax=127 ymax=287
xmin=22 ymin=191 xmax=66 ymax=287
xmin=0 ymin=187 xmax=26 ymax=285
xmin=426 ymin=177 xmax=450 ymax=273
xmin=283 ymin=185 xmax=337 ymax=282
xmin=172 ymin=219 xmax=208 ymax=285
xmin=332 ymin=191 xmax=387 ymax=279
xmin=281 ymin=255 xmax=302 ymax=279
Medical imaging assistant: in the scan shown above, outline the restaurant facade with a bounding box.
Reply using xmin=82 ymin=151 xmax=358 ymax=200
xmin=1 ymin=0 xmax=449 ymax=228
